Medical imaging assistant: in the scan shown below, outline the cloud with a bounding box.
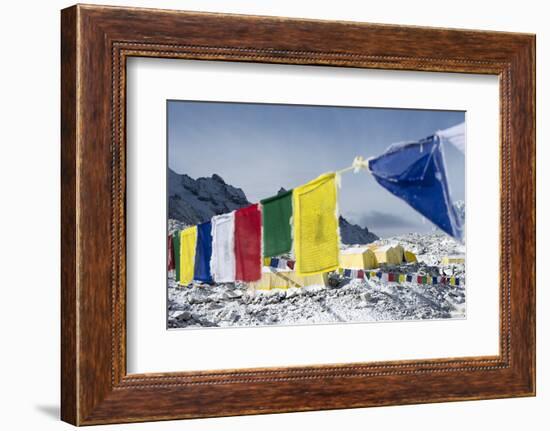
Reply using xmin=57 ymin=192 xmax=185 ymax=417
xmin=359 ymin=210 xmax=422 ymax=229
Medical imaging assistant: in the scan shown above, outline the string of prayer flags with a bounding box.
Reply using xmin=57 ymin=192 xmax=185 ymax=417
xmin=235 ymin=204 xmax=263 ymax=282
xmin=179 ymin=226 xmax=198 ymax=285
xmin=260 ymin=190 xmax=293 ymax=258
xmin=292 ymin=172 xmax=340 ymax=276
xmin=342 ymin=268 xmax=365 ymax=279
xmin=210 ymin=212 xmax=236 ymax=283
xmin=264 ymin=257 xmax=295 ymax=270
xmin=194 ymin=222 xmax=213 ymax=283
xmin=173 ymin=230 xmax=181 ymax=282
xmin=341 ymin=268 xmax=463 ymax=286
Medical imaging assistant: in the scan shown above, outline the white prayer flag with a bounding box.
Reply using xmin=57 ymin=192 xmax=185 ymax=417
xmin=210 ymin=212 xmax=236 ymax=283
xmin=437 ymin=122 xmax=465 ymax=153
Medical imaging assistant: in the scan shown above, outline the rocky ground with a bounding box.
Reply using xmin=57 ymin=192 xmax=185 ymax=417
xmin=167 ymin=232 xmax=466 ymax=329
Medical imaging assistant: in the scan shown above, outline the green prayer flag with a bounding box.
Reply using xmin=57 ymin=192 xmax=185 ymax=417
xmin=173 ymin=230 xmax=181 ymax=282
xmin=261 ymin=190 xmax=293 ymax=257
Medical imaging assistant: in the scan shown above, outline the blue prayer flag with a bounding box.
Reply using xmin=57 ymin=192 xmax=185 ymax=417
xmin=368 ymin=134 xmax=463 ymax=240
xmin=194 ymin=221 xmax=213 ymax=283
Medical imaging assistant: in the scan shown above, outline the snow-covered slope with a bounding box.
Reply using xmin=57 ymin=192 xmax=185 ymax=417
xmin=167 ymin=232 xmax=466 ymax=329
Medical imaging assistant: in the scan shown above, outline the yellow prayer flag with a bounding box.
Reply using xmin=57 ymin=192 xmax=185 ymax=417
xmin=450 ymin=276 xmax=456 ymax=286
xmin=293 ymin=172 xmax=340 ymax=276
xmin=179 ymin=226 xmax=198 ymax=285
xmin=399 ymin=274 xmax=406 ymax=283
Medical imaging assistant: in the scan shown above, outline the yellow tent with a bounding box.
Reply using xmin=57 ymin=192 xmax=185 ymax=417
xmin=369 ymin=244 xmax=404 ymax=265
xmin=442 ymin=254 xmax=465 ymax=265
xmin=404 ymin=250 xmax=417 ymax=263
xmin=250 ymin=268 xmax=328 ymax=290
xmin=340 ymin=247 xmax=378 ymax=270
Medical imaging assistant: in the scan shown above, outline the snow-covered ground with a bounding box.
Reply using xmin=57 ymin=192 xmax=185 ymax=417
xmin=167 ymin=232 xmax=466 ymax=329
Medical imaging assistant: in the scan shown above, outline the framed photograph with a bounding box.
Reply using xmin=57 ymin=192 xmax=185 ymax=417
xmin=61 ymin=4 xmax=535 ymax=425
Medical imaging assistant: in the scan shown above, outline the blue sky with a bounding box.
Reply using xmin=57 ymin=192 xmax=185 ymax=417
xmin=168 ymin=101 xmax=465 ymax=237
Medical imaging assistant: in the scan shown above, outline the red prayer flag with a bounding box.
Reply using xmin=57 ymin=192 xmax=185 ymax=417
xmin=388 ymin=273 xmax=395 ymax=282
xmin=287 ymin=260 xmax=295 ymax=270
xmin=417 ymin=275 xmax=423 ymax=284
xmin=235 ymin=204 xmax=262 ymax=282
xmin=167 ymin=234 xmax=175 ymax=271
xmin=357 ymin=270 xmax=364 ymax=279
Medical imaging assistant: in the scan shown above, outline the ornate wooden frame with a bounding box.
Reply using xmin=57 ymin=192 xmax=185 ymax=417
xmin=61 ymin=4 xmax=535 ymax=425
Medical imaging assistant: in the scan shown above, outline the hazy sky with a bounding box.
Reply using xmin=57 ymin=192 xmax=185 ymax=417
xmin=168 ymin=100 xmax=465 ymax=237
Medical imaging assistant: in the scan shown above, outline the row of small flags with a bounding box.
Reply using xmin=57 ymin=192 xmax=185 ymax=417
xmin=262 ymin=257 xmax=463 ymax=286
xmin=263 ymin=257 xmax=295 ymax=270
xmin=338 ymin=268 xmax=463 ymax=286
xmin=169 ymin=173 xmax=341 ymax=285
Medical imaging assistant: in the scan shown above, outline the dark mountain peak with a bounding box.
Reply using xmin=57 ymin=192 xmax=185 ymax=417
xmin=168 ymin=172 xmax=250 ymax=225
xmin=211 ymin=173 xmax=226 ymax=184
xmin=339 ymin=215 xmax=379 ymax=245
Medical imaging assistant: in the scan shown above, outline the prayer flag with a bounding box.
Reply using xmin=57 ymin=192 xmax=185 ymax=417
xmin=235 ymin=204 xmax=263 ymax=282
xmin=167 ymin=234 xmax=175 ymax=271
xmin=179 ymin=226 xmax=198 ymax=285
xmin=292 ymin=173 xmax=340 ymax=276
xmin=261 ymin=190 xmax=293 ymax=257
xmin=210 ymin=213 xmax=236 ymax=283
xmin=437 ymin=122 xmax=465 ymax=153
xmin=194 ymin=222 xmax=213 ymax=283
xmin=173 ymin=230 xmax=181 ymax=282
xmin=369 ymin=135 xmax=463 ymax=240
